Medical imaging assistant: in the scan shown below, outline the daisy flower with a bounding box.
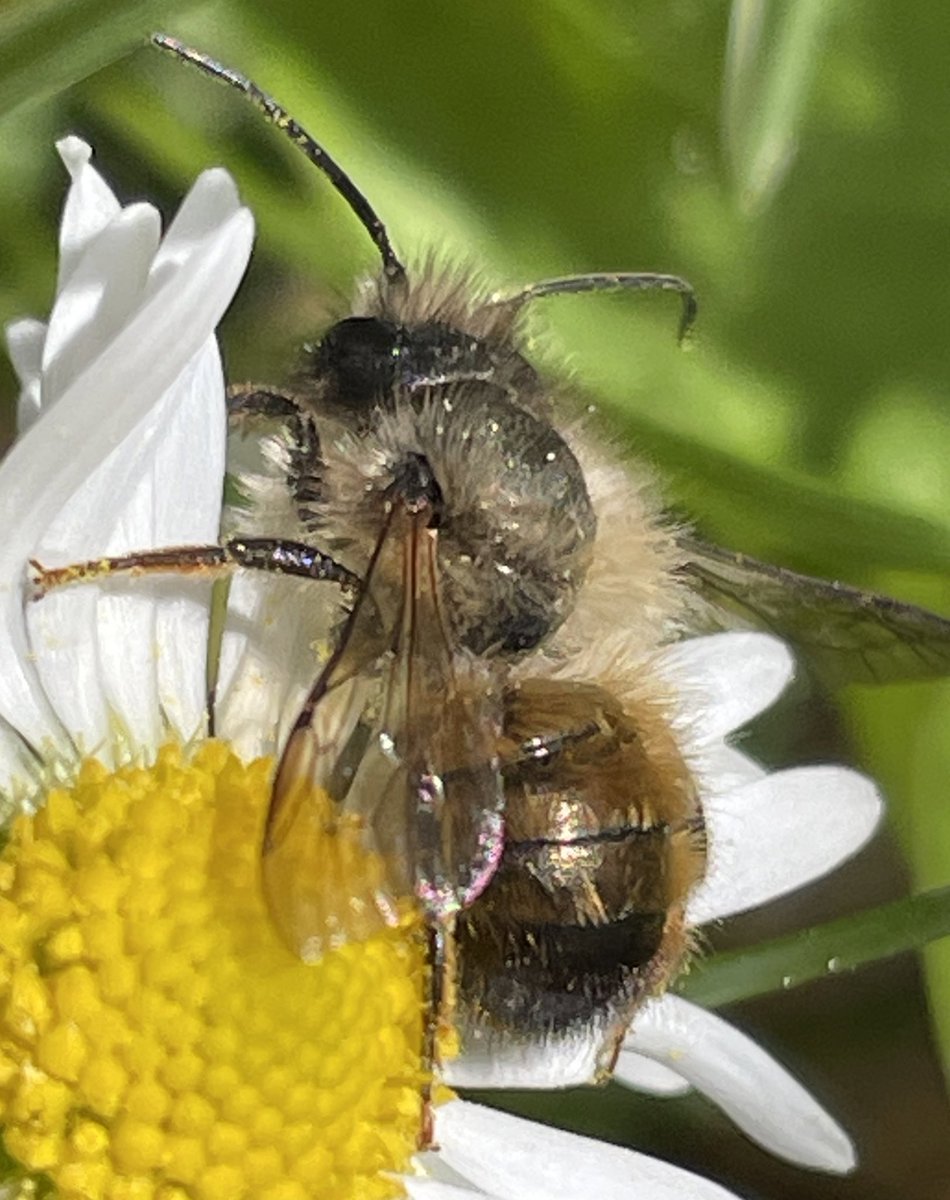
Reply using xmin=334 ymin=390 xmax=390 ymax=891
xmin=0 ymin=139 xmax=881 ymax=1200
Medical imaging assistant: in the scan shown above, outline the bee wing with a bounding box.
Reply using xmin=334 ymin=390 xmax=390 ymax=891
xmin=262 ymin=502 xmax=505 ymax=963
xmin=678 ymin=535 xmax=950 ymax=687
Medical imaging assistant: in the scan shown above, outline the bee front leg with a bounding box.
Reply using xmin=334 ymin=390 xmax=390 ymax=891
xmin=29 ymin=537 xmax=359 ymax=600
xmin=228 ymin=384 xmax=321 ymax=507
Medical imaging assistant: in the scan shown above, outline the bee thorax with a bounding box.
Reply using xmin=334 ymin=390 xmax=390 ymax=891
xmin=315 ymin=386 xmax=597 ymax=656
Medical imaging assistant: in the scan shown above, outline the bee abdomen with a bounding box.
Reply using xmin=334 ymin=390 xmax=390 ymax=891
xmin=454 ymin=676 xmax=705 ymax=1038
xmin=456 ymin=897 xmax=670 ymax=1033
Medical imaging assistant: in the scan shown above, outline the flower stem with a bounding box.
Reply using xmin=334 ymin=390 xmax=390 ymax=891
xmin=680 ymin=885 xmax=950 ymax=1008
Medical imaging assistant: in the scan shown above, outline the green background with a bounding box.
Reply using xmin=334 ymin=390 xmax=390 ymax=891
xmin=1 ymin=2 xmax=948 ymax=1197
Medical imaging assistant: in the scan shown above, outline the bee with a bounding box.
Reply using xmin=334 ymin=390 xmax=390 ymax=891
xmin=32 ymin=33 xmax=950 ymax=1140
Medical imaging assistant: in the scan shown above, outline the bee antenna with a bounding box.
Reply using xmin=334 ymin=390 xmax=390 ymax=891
xmin=490 ymin=272 xmax=697 ymax=344
xmin=151 ymin=33 xmax=408 ymax=290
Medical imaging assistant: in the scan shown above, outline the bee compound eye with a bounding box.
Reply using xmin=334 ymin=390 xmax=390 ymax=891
xmin=313 ymin=316 xmax=401 ymax=408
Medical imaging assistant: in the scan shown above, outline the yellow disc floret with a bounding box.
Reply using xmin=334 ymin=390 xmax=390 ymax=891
xmin=0 ymin=743 xmax=424 ymax=1200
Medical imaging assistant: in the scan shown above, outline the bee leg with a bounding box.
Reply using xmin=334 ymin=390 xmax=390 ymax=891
xmin=228 ymin=384 xmax=317 ymax=457
xmin=418 ymin=917 xmax=459 ymax=1151
xmin=418 ymin=1092 xmax=436 ymax=1154
xmin=595 ymin=1018 xmax=629 ymax=1083
xmin=29 ymin=537 xmax=359 ymax=599
xmin=228 ymin=384 xmax=322 ymax=516
xmin=418 ymin=920 xmax=443 ymax=1150
xmin=30 ymin=538 xmax=362 ymax=737
xmin=223 ymin=537 xmax=357 ymax=589
xmin=228 ymin=383 xmax=303 ymax=422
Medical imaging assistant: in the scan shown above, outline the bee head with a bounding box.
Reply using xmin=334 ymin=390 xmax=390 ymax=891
xmin=305 ymin=312 xmax=543 ymax=417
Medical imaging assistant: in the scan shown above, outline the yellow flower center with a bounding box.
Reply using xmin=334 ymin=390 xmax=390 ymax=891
xmin=0 ymin=742 xmax=425 ymax=1200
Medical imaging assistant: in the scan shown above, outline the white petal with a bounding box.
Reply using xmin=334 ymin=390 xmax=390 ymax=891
xmin=6 ymin=317 xmax=46 ymax=390
xmin=214 ymin=573 xmax=299 ymax=760
xmin=612 ymin=1053 xmax=691 ymax=1097
xmin=621 ymin=995 xmax=855 ymax=1172
xmin=28 ymin=338 xmax=227 ymax=758
xmin=0 ymin=195 xmax=253 ymax=783
xmin=444 ymin=1029 xmax=600 ymax=1090
xmin=5 ymin=317 xmax=47 ymax=431
xmin=55 ymin=137 xmax=121 ymax=289
xmin=215 ymin=572 xmax=340 ymax=761
xmin=18 ymin=379 xmax=43 ymax=433
xmin=152 ymin=339 xmax=227 ymax=739
xmin=694 ymin=740 xmax=765 ymax=797
xmin=42 ymin=204 xmax=161 ymax=408
xmin=429 ymin=1100 xmax=744 ymax=1199
xmin=26 ymin=364 xmax=185 ymax=755
xmin=405 ymin=1182 xmax=490 ymax=1199
xmin=661 ymin=632 xmax=794 ymax=741
xmin=84 ymin=338 xmax=226 ymax=749
xmin=0 ymin=721 xmax=36 ymax=800
xmin=689 ymin=765 xmax=883 ymax=924
xmin=27 ymin=585 xmax=109 ymax=760
xmin=146 ymin=167 xmax=242 ymax=291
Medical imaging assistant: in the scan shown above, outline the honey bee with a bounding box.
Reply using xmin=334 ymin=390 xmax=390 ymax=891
xmin=33 ymin=34 xmax=950 ymax=1136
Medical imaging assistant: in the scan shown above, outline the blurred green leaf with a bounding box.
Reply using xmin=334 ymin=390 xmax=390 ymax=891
xmin=0 ymin=0 xmax=201 ymax=119
xmin=850 ymin=680 xmax=950 ymax=1071
xmin=723 ymin=0 xmax=838 ymax=212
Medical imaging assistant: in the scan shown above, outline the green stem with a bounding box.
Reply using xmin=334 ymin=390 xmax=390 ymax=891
xmin=679 ymin=886 xmax=950 ymax=1009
